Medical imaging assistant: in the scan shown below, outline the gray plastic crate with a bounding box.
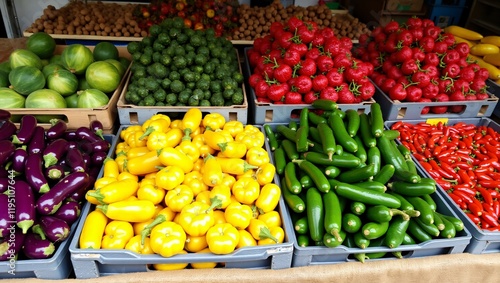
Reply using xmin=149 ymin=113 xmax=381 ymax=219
xmin=373 ymin=81 xmax=499 ymax=120
xmin=243 ymin=47 xmax=374 ymax=125
xmin=69 ymin=126 xmax=293 ymax=279
xmin=0 ymin=134 xmax=116 ymax=279
xmin=386 ymin=118 xmax=500 ymax=254
xmin=486 ymin=79 xmax=500 ymax=117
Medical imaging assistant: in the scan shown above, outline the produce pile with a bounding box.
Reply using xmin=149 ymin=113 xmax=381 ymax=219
xmin=124 ymin=17 xmax=244 ymax=107
xmin=354 ymin=19 xmax=494 ymax=115
xmin=24 ymin=1 xmax=146 ymax=37
xmin=0 ymin=111 xmax=110 ymax=260
xmin=445 ymin=27 xmax=500 ymax=83
xmin=232 ymin=0 xmax=369 ymax=41
xmin=79 ymin=109 xmax=285 ymax=269
xmin=0 ymin=32 xmax=129 ymax=120
xmin=390 ymin=120 xmax=500 ymax=231
xmin=246 ymin=16 xmax=375 ymax=104
xmin=267 ymin=101 xmax=465 ymax=261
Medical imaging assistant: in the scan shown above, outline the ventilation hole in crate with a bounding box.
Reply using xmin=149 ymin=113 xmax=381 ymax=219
xmin=129 ymin=112 xmax=139 ymax=124
xmin=265 ymin=110 xmax=274 ymax=123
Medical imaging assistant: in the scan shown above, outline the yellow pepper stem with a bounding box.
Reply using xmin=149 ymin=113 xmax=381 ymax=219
xmin=86 ymin=190 xmax=106 ymax=204
xmin=139 ymin=126 xmax=155 ymax=140
xmin=140 ymin=214 xmax=166 ymax=245
xmin=208 ymin=196 xmax=223 ymax=212
xmin=259 ymin=226 xmax=278 ymax=243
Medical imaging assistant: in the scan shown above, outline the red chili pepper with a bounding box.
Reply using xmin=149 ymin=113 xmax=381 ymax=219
xmin=468 ymin=170 xmax=476 ymax=181
xmin=483 ymin=143 xmax=498 ymax=155
xmin=482 ymin=202 xmax=497 ymax=218
xmin=437 ymin=149 xmax=453 ymax=159
xmin=474 ymin=150 xmax=489 ymax=161
xmin=479 ymin=179 xmax=500 ymax=189
xmin=441 ymin=162 xmax=459 ymax=179
xmin=491 ymin=160 xmax=500 ymax=172
xmin=428 ymin=159 xmax=441 ymax=171
xmin=487 ymin=171 xmax=500 ymax=180
xmin=489 ymin=190 xmax=500 ymax=199
xmin=476 ymin=173 xmax=494 ymax=181
xmin=427 ymin=169 xmax=442 ymax=179
xmin=457 ymin=169 xmax=472 ymax=185
xmin=419 ymin=160 xmax=433 ymax=172
xmin=402 ymin=141 xmax=417 ymax=154
xmin=454 ymin=184 xmax=475 ymax=196
xmin=493 ymin=200 xmax=500 ymax=216
xmin=462 ymin=136 xmax=473 ymax=149
xmin=427 ymin=134 xmax=441 ymax=149
xmin=391 ymin=121 xmax=404 ymax=130
xmin=463 ymin=129 xmax=476 ymax=137
xmin=468 ymin=201 xmax=483 ymax=217
xmin=483 ymin=226 xmax=500 ymax=232
xmin=448 ymin=191 xmax=464 ymax=207
xmin=454 ymin=190 xmax=474 ymax=204
xmin=413 ymin=135 xmax=425 ymax=153
xmin=436 ymin=179 xmax=452 ymax=191
xmin=423 ymin=148 xmax=433 ymax=159
xmin=466 ymin=213 xmax=481 ymax=225
xmin=478 ymin=158 xmax=497 ymax=168
xmin=481 ymin=211 xmax=499 ymax=227
xmin=487 ymin=127 xmax=497 ymax=138
xmin=477 ymin=186 xmax=493 ymax=205
xmin=432 ymin=145 xmax=443 ymax=156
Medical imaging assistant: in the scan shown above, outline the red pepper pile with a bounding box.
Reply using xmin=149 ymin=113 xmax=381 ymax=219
xmin=246 ymin=16 xmax=376 ymax=105
xmin=354 ymin=17 xmax=491 ymax=115
xmin=391 ymin=120 xmax=500 ymax=231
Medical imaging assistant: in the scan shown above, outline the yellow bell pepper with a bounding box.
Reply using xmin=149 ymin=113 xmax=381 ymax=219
xmin=223 ymin=120 xmax=244 ymax=138
xmin=176 ymin=138 xmax=201 ymax=163
xmin=139 ymin=206 xmax=178 ymax=245
xmin=181 ymin=108 xmax=203 ymax=138
xmin=79 ymin=210 xmax=108 ymax=249
xmin=170 ymin=119 xmax=183 ymax=129
xmin=184 ymin=235 xmax=208 ymax=253
xmin=152 ymin=251 xmax=188 ymax=270
xmin=255 ymin=183 xmax=281 ymax=213
xmin=195 ymin=190 xmax=211 ymax=205
xmin=224 ymin=203 xmax=253 ymax=229
xmin=209 ymin=184 xmax=232 ymax=209
xmin=235 ymin=128 xmax=265 ymax=149
xmin=150 ymin=221 xmax=186 ymax=258
xmin=103 ymin=157 xmax=120 ymax=179
xmin=125 ymin=149 xmax=162 ymax=176
xmin=177 ymin=198 xmax=222 ymax=237
xmin=133 ymin=219 xmax=154 ymax=236
xmin=156 ymin=165 xmax=185 ymax=190
xmin=137 ymin=183 xmax=166 ymax=205
xmin=87 ymin=179 xmax=140 ymax=204
xmin=93 ymin=176 xmax=117 ymax=190
xmin=256 ymin=163 xmax=276 ymax=186
xmin=215 ymin=157 xmax=258 ymax=176
xmin=97 ymin=199 xmax=156 ymax=223
xmin=140 ymin=118 xmax=171 ymax=139
xmin=125 ymin=235 xmax=155 ymax=255
xmin=218 ymin=141 xmax=247 ymax=159
xmin=164 ymin=184 xmax=194 ymax=212
xmin=159 ymin=147 xmax=193 ymax=173
xmin=203 ymin=129 xmax=233 ymax=151
xmin=85 ymin=189 xmax=101 ymax=205
xmin=237 ymin=229 xmax=257 ymax=249
xmin=192 ymin=158 xmax=203 ymax=172
xmin=258 ymin=226 xmax=285 ymax=245
xmin=246 ymin=147 xmax=270 ymax=167
xmin=126 ymin=130 xmax=147 ymax=148
xmin=115 ymin=152 xmax=128 ymax=173
xmin=221 ymin=173 xmax=236 ymax=188
xmin=115 ymin=142 xmax=130 ymax=156
xmin=231 ymin=176 xmax=260 ymax=205
xmin=192 ymin=134 xmax=216 ymax=157
xmin=101 ymin=220 xmax=134 ymax=249
xmin=149 ymin=113 xmax=172 ymax=122
xmin=258 ymin=211 xmax=282 ymax=228
xmin=126 ymin=146 xmax=150 ymax=159
xmin=236 ymin=169 xmax=255 ymax=180
xmin=202 ymin=154 xmax=223 ymax=187
xmin=202 ymin=113 xmax=226 ymax=131
xmin=247 ymin=218 xmax=278 ymax=243
xmin=147 ymin=128 xmax=184 ymax=151
xmin=117 ymin=171 xmax=140 ymax=182
xmin=183 ymin=171 xmax=208 ymax=196
xmin=213 ymin=210 xmax=227 ymax=225
xmin=120 ymin=125 xmax=142 ymax=141
xmin=206 ymin=223 xmax=240 ymax=255
xmin=190 ymin=247 xmax=218 ymax=269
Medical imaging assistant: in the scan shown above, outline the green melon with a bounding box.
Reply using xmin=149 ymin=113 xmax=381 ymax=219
xmin=77 ymin=88 xmax=109 ymax=108
xmin=8 ymin=66 xmax=46 ymax=95
xmin=0 ymin=71 xmax=9 ymax=88
xmin=49 ymin=54 xmax=62 ymax=65
xmin=105 ymin=59 xmax=126 ymax=77
xmin=42 ymin=63 xmax=64 ymax=78
xmin=9 ymin=49 xmax=43 ymax=70
xmin=85 ymin=61 xmax=121 ymax=93
xmin=0 ymin=61 xmax=11 ymax=73
xmin=46 ymin=69 xmax=79 ymax=96
xmin=26 ymin=32 xmax=56 ymax=59
xmin=60 ymin=44 xmax=94 ymax=75
xmin=93 ymin=42 xmax=119 ymax=61
xmin=65 ymin=93 xmax=79 ymax=108
xmin=78 ymin=76 xmax=91 ymax=90
xmin=25 ymin=89 xmax=67 ymax=123
xmin=118 ymin=57 xmax=131 ymax=69
xmin=0 ymin=87 xmax=25 ymax=108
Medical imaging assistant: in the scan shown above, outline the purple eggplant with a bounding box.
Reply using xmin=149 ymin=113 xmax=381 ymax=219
xmin=14 ymin=180 xmax=36 ymax=234
xmin=22 ymin=232 xmax=55 ymax=259
xmin=0 ymin=109 xmax=11 ymax=122
xmin=0 ymin=177 xmax=9 ymax=193
xmin=27 ymin=126 xmax=46 ymax=155
xmin=82 ymin=153 xmax=91 ymax=169
xmin=44 ymin=164 xmax=66 ymax=180
xmin=64 ymin=130 xmax=77 ymax=141
xmin=0 ymin=120 xmax=17 ymax=141
xmin=76 ymin=126 xmax=103 ymax=143
xmin=0 ymin=140 xmax=15 ymax=165
xmin=0 ymin=193 xmax=12 ymax=238
xmin=12 ymin=115 xmax=37 ymax=145
xmin=90 ymin=120 xmax=105 ymax=139
xmin=67 ymin=173 xmax=95 ymax=203
xmin=43 ymin=138 xmax=69 ymax=168
xmin=53 ymin=200 xmax=81 ymax=226
xmin=91 ymin=150 xmax=108 ymax=166
xmin=25 ymin=153 xmax=50 ymax=194
xmin=36 ymin=171 xmax=90 ymax=215
xmin=46 ymin=119 xmax=67 ymax=140
xmin=88 ymin=139 xmax=110 ymax=154
xmin=66 ymin=147 xmax=86 ymax=173
xmin=0 ymin=166 xmax=8 ymax=178
xmin=0 ymin=228 xmax=26 ymax=261
xmin=11 ymin=147 xmax=28 ymax=173
xmin=67 ymin=141 xmax=79 ymax=150
xmin=38 ymin=215 xmax=70 ymax=243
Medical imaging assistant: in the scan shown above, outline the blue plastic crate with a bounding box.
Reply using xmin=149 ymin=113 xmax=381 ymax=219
xmin=428 ymin=5 xmax=466 ymax=27
xmin=426 ymin=0 xmax=467 ymax=6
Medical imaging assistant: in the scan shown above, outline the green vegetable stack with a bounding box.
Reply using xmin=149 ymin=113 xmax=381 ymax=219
xmin=125 ymin=17 xmax=244 ymax=107
xmin=266 ymin=101 xmax=465 ymax=262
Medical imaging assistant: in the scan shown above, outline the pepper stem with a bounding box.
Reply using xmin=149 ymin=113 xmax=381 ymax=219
xmin=86 ymin=190 xmax=105 ymax=204
xmin=139 ymin=126 xmax=155 ymax=140
xmin=354 ymin=253 xmax=369 ymax=263
xmin=140 ymin=214 xmax=166 ymax=245
xmin=208 ymin=196 xmax=223 ymax=211
xmin=258 ymin=226 xmax=278 ymax=243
